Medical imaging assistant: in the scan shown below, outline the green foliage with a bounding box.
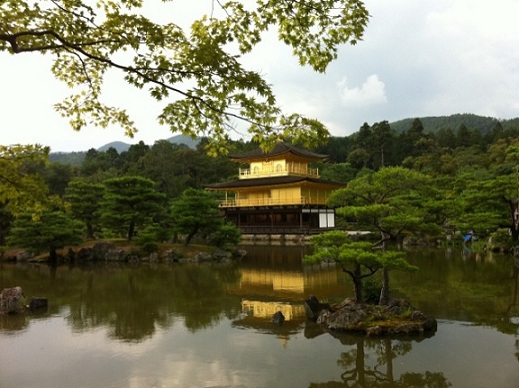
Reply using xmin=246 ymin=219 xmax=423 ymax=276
xmin=0 ymin=202 xmax=14 ymax=246
xmin=0 ymin=144 xmax=50 ymax=215
xmin=80 ymin=148 xmax=123 ymax=179
xmin=171 ymin=188 xmax=224 ymax=245
xmin=318 ymin=162 xmax=356 ymax=182
xmin=7 ymin=210 xmax=85 ymax=259
xmin=329 ymin=166 xmax=438 ymax=239
xmin=305 ymin=230 xmax=413 ymax=303
xmin=43 ymin=162 xmax=75 ymax=197
xmin=363 ymin=276 xmax=382 ymax=304
xmin=100 ymin=176 xmax=166 ymax=240
xmin=390 ymin=114 xmax=500 ymax=134
xmin=49 ymin=151 xmax=86 ymax=166
xmin=134 ymin=225 xmax=160 ymax=254
xmin=488 ymin=228 xmax=514 ymax=250
xmin=449 ymin=166 xmax=517 ymax=239
xmin=1 ymin=0 xmax=369 ymax=154
xmin=65 ymin=179 xmax=105 ymax=238
xmin=304 ymin=231 xmax=378 ymax=267
xmin=3 ymin=112 xmax=519 ymax=251
xmin=140 ymin=141 xmax=236 ymax=196
xmin=207 ymin=221 xmax=242 ymax=249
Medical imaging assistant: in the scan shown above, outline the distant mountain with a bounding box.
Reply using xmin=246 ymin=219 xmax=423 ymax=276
xmin=389 ymin=113 xmax=505 ymax=134
xmin=97 ymin=141 xmax=131 ymax=153
xmin=165 ymin=134 xmax=199 ymax=149
xmin=49 ymin=134 xmax=199 ymax=164
xmin=97 ymin=134 xmax=199 ymax=153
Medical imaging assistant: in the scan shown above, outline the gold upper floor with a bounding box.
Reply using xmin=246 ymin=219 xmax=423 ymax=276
xmin=239 ymin=160 xmax=319 ymax=179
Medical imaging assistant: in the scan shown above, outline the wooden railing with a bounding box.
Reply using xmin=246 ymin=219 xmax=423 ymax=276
xmin=218 ymin=196 xmax=328 ymax=207
xmin=237 ymin=225 xmax=336 ymax=234
xmin=238 ymin=165 xmax=319 ymax=179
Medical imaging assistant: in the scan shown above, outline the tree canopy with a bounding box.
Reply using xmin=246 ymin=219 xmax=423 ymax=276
xmin=7 ymin=209 xmax=85 ymax=261
xmin=304 ymin=230 xmax=415 ymax=304
xmin=328 ymin=166 xmax=438 ymax=242
xmin=171 ymin=188 xmax=228 ymax=245
xmin=100 ymin=175 xmax=166 ymax=240
xmin=0 ymin=144 xmax=50 ymax=215
xmin=1 ymin=0 xmax=369 ymax=154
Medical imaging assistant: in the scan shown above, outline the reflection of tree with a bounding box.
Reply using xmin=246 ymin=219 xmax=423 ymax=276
xmin=65 ymin=264 xmax=243 ymax=341
xmin=393 ymin=250 xmax=519 ymax=336
xmin=0 ymin=262 xmax=244 ymax=340
xmin=67 ymin=268 xmax=172 ymax=342
xmin=374 ymin=339 xmax=412 ymax=382
xmin=0 ymin=262 xmax=242 ymax=340
xmin=310 ymin=335 xmax=451 ymax=387
xmin=507 ymin=258 xmax=519 ymax=313
xmin=510 ymin=259 xmax=519 ymax=364
xmin=166 ymin=265 xmax=242 ymax=332
xmin=0 ymin=313 xmax=29 ymax=332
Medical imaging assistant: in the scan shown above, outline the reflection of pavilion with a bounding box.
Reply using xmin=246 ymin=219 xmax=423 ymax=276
xmin=230 ymin=245 xmax=347 ymax=337
xmin=240 ymin=269 xmax=306 ymax=294
xmin=238 ymin=267 xmax=343 ymax=297
xmin=234 ymin=266 xmax=344 ymax=323
xmin=241 ymin=300 xmax=305 ymax=321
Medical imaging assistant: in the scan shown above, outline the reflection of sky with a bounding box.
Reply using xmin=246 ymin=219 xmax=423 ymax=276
xmin=1 ymin=311 xmax=519 ymax=387
xmin=0 ymin=310 xmax=345 ymax=388
xmin=397 ymin=320 xmax=519 ymax=388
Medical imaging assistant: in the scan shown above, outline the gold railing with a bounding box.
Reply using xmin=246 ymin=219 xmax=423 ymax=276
xmin=218 ymin=196 xmax=328 ymax=207
xmin=238 ymin=165 xmax=319 ymax=179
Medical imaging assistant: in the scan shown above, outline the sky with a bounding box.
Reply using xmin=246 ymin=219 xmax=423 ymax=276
xmin=1 ymin=0 xmax=518 ymax=152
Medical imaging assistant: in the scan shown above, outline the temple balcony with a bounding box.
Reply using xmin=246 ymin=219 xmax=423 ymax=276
xmin=218 ymin=196 xmax=328 ymax=208
xmin=238 ymin=164 xmax=319 ymax=179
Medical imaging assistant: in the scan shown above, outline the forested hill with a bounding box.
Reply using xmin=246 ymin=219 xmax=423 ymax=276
xmin=49 ymin=134 xmax=198 ymax=165
xmin=49 ymin=114 xmax=519 ymax=165
xmin=390 ymin=113 xmax=519 ymax=134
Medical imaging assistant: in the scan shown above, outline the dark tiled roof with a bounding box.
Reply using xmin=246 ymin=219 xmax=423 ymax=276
xmin=229 ymin=142 xmax=328 ymax=161
xmin=205 ymin=175 xmax=345 ymax=190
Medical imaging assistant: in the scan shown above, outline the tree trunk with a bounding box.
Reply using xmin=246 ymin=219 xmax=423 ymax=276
xmin=379 ymin=234 xmax=390 ymax=305
xmin=353 ymin=263 xmax=364 ymax=303
xmin=379 ymin=267 xmax=390 ymax=305
xmin=356 ymin=339 xmax=366 ymax=385
xmin=86 ymin=223 xmax=94 ymax=239
xmin=49 ymin=247 xmax=58 ymax=264
xmin=184 ymin=226 xmax=199 ymax=246
xmin=127 ymin=222 xmax=135 ymax=241
xmin=384 ymin=338 xmax=394 ymax=382
xmin=509 ymin=200 xmax=519 ymax=241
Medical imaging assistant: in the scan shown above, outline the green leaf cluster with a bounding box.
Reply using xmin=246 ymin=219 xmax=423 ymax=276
xmin=305 ymin=230 xmax=410 ymax=271
xmin=171 ymin=188 xmax=239 ymax=246
xmin=1 ymin=0 xmax=369 ymax=154
xmin=7 ymin=210 xmax=85 ymax=259
xmin=0 ymin=144 xmax=50 ymax=215
xmin=329 ymin=166 xmax=437 ymax=239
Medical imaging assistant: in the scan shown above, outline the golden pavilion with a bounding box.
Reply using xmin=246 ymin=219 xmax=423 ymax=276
xmin=205 ymin=142 xmax=345 ymax=235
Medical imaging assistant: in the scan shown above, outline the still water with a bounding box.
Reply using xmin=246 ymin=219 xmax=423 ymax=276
xmin=1 ymin=245 xmax=518 ymax=388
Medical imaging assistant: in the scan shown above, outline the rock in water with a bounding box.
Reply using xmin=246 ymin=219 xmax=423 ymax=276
xmin=28 ymin=297 xmax=48 ymax=310
xmin=272 ymin=311 xmax=285 ymax=325
xmin=304 ymin=295 xmax=330 ymax=321
xmin=0 ymin=287 xmax=25 ymax=314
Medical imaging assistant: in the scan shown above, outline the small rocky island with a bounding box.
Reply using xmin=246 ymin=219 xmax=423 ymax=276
xmin=304 ymin=295 xmax=437 ymax=336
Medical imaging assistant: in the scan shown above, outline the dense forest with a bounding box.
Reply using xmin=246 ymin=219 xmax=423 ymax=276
xmin=2 ymin=114 xmax=519 ymax=259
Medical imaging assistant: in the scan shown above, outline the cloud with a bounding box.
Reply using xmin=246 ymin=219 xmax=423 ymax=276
xmin=338 ymin=75 xmax=387 ymax=108
xmin=419 ymin=0 xmax=519 ymax=119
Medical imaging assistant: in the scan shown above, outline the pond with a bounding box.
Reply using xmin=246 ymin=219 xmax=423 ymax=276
xmin=0 ymin=245 xmax=518 ymax=387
